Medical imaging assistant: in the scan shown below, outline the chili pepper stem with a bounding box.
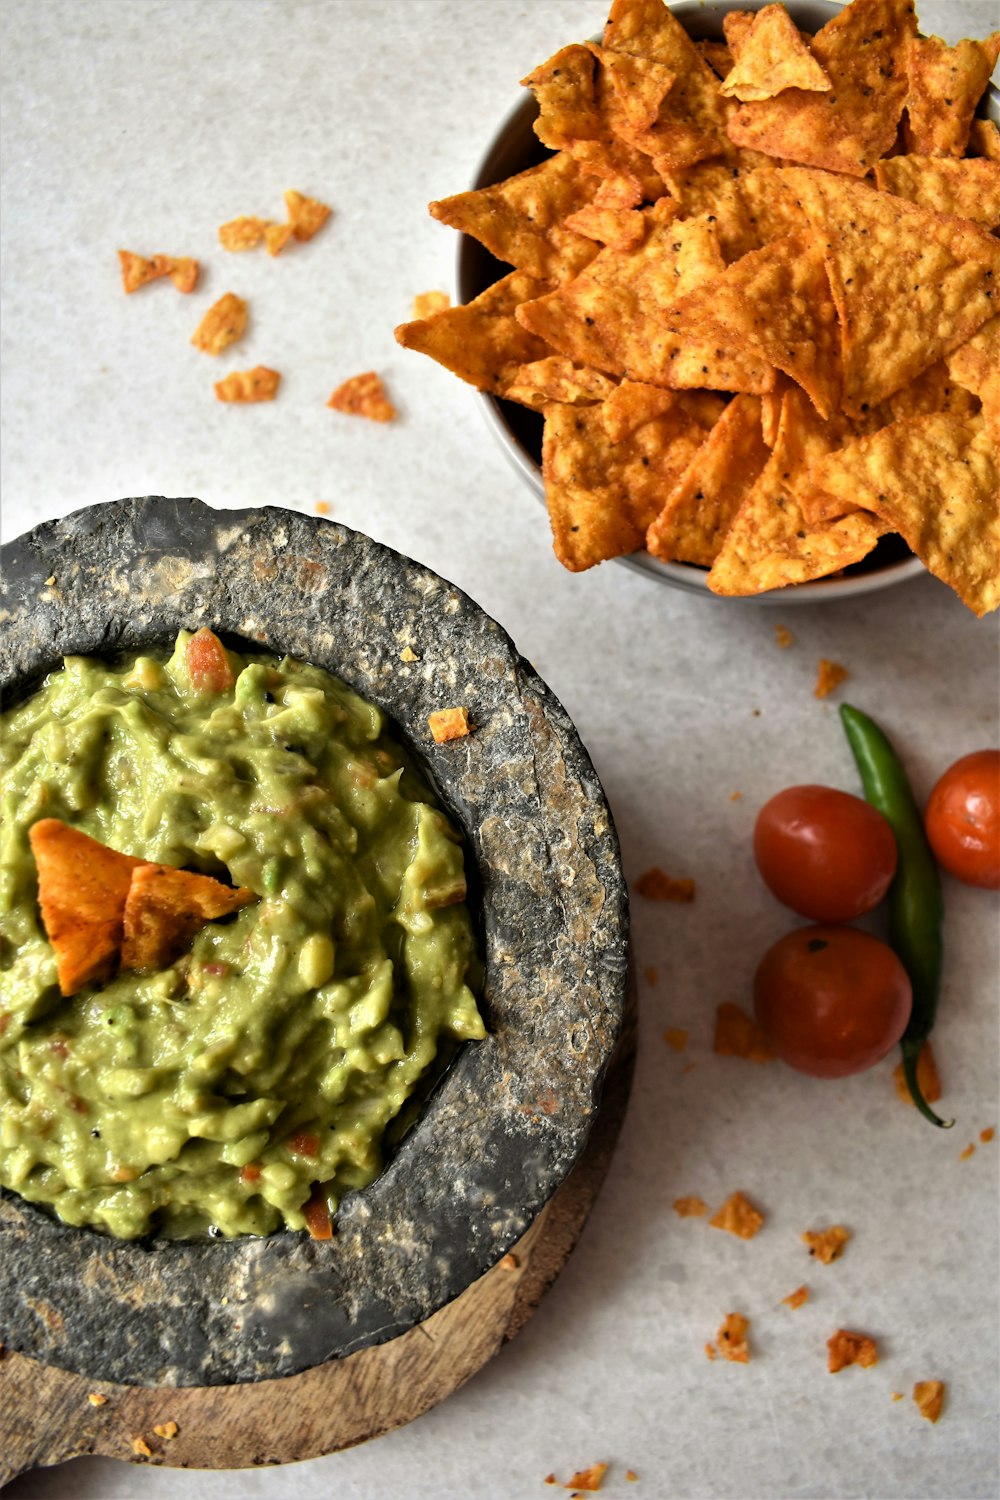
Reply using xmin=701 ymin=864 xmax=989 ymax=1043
xmin=899 ymin=1038 xmax=954 ymax=1129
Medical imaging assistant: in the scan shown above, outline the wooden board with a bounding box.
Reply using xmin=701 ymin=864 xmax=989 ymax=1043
xmin=0 ymin=994 xmax=635 ymax=1485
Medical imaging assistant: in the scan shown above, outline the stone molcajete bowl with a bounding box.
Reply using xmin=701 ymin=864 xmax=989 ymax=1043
xmin=0 ymin=496 xmax=629 ymax=1389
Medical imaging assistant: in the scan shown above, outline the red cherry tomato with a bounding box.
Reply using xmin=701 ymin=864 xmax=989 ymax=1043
xmin=753 ymin=785 xmax=898 ymax=923
xmin=186 ymin=627 xmax=235 ymax=693
xmin=924 ymin=750 xmax=1000 ymax=890
xmin=753 ymin=925 xmax=912 ymax=1079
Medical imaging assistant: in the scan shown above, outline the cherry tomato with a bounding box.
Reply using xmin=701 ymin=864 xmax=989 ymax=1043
xmin=753 ymin=785 xmax=898 ymax=923
xmin=186 ymin=627 xmax=235 ymax=693
xmin=924 ymin=750 xmax=1000 ymax=890
xmin=753 ymin=925 xmax=912 ymax=1079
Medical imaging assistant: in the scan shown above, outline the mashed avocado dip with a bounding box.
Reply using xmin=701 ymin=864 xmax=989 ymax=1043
xmin=0 ymin=630 xmax=485 ymax=1240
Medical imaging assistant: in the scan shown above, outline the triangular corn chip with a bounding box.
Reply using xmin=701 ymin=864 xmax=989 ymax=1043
xmin=873 ymin=156 xmax=1000 ymax=230
xmin=522 ymin=44 xmax=602 ymax=151
xmin=603 ymin=0 xmax=729 ymax=156
xmin=726 ymin=0 xmax=917 ymax=177
xmin=647 ymin=393 xmax=770 ymax=565
xmin=946 ymin=317 xmax=999 ymax=401
xmin=882 ymin=360 xmax=982 ymax=425
xmin=804 ymin=412 xmax=999 ymax=616
xmin=504 ymin=357 xmax=618 ymax=411
xmin=781 ymin=167 xmax=1000 ymax=416
xmin=967 ymin=118 xmax=1000 ymax=162
xmin=121 ymin=865 xmax=256 ymax=973
xmin=903 ymin=32 xmax=1000 ymax=157
xmin=720 ymin=5 xmax=832 ymax=103
xmin=29 ymin=820 xmax=149 ymax=997
xmin=395 ymin=271 xmax=553 ymax=393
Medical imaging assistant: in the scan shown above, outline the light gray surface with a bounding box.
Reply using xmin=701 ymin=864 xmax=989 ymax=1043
xmin=2 ymin=2 xmax=998 ymax=1497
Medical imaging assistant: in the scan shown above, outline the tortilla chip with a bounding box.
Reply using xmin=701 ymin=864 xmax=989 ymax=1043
xmin=903 ymin=33 xmax=1000 ymax=157
xmin=592 ymin=44 xmax=678 ymax=139
xmin=428 ymin=707 xmax=471 ymax=743
xmin=946 ymin=316 xmax=1000 ymax=400
xmin=264 ymin=222 xmax=295 ymax=257
xmin=647 ymin=393 xmax=769 ymax=565
xmin=327 ymin=371 xmax=396 ymax=422
xmin=601 ymin=380 xmax=723 ymax=442
xmin=707 ymin=387 xmax=885 ymax=596
xmin=565 ymin=1464 xmax=608 ymax=1493
xmin=722 ymin=11 xmax=757 ymax=57
xmin=893 ymin=1040 xmax=942 ymax=1106
xmin=803 ymin=411 xmax=999 ymax=616
xmin=665 ymin=234 xmax=841 ymax=418
xmin=29 ymin=820 xmax=149 ymax=997
xmin=803 ymin=1225 xmax=851 ymax=1263
xmin=284 ymin=189 xmax=331 ymax=242
xmin=412 ymin=290 xmax=450 ymax=320
xmin=191 ymin=293 xmax=248 ymax=356
xmin=219 ymin=216 xmax=271 ymax=251
xmin=713 ymin=1001 xmax=776 ymax=1063
xmin=783 ymin=1286 xmax=810 ymax=1310
xmin=603 ymin=0 xmax=729 ymax=164
xmin=673 ymin=1195 xmax=708 ymax=1217
xmin=660 ymin=161 xmax=759 ymax=262
xmin=541 ymin=390 xmax=714 ymax=570
xmin=814 ymin=658 xmax=849 ymax=699
xmin=395 ymin=270 xmax=553 ymax=394
xmin=873 ymin=156 xmax=1000 ymax=229
xmin=697 ymin=40 xmax=734 ymax=81
xmin=634 ymin=866 xmax=695 ymax=901
xmin=725 ymin=0 xmax=917 ymax=177
xmin=429 ymin=153 xmax=600 ymax=284
xmin=521 ymin=43 xmax=602 ymax=151
xmin=780 ymin=166 xmax=1000 ymax=416
xmin=504 ymin=357 xmax=617 ymax=411
xmin=563 ymin=201 xmax=647 ymax=252
xmin=214 ymin=366 xmax=280 ymax=403
xmin=720 ymin=5 xmax=832 ymax=103
xmin=715 ymin=1312 xmax=751 ymax=1363
xmin=883 ymin=359 xmax=983 ymax=424
xmin=913 ymin=1381 xmax=945 ymax=1424
xmin=165 ymin=258 xmax=198 ymax=293
xmin=828 ymin=1330 xmax=878 ymax=1373
xmin=967 ymin=118 xmax=1000 ymax=162
xmin=121 ymin=865 xmax=256 ymax=972
xmin=118 ymin=251 xmax=198 ymax=295
xmin=710 ymin=1191 xmax=764 ymax=1240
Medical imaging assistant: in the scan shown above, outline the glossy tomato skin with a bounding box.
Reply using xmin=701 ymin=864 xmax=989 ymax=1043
xmin=753 ymin=925 xmax=912 ymax=1079
xmin=925 ymin=750 xmax=1000 ymax=890
xmin=753 ymin=785 xmax=898 ymax=923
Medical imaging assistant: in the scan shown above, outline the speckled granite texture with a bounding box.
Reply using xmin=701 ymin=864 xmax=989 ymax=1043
xmin=0 ymin=496 xmax=629 ymax=1387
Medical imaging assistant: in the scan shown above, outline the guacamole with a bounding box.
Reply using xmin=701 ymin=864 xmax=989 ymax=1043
xmin=0 ymin=631 xmax=485 ymax=1240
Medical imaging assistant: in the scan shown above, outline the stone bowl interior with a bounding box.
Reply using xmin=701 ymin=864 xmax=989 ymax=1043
xmin=0 ymin=496 xmax=629 ymax=1387
xmin=456 ymin=0 xmax=998 ymax=604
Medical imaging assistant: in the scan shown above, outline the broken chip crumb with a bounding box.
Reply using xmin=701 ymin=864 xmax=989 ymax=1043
xmin=709 ymin=1191 xmax=765 ymax=1240
xmin=264 ymin=221 xmax=296 ymax=257
xmin=315 ymin=501 xmax=331 ymax=515
xmin=428 ymin=707 xmax=471 ymax=743
xmin=118 ymin=250 xmax=198 ymax=295
xmin=891 ymin=1391 xmax=904 ymax=1402
xmin=673 ymin=1195 xmax=708 ymax=1218
xmin=774 ymin=624 xmax=794 ymax=648
xmin=893 ymin=1041 xmax=942 ymax=1107
xmin=413 ymin=290 xmax=451 ymax=319
xmin=814 ymin=658 xmax=849 ymax=699
xmin=705 ymin=1341 xmax=717 ymax=1361
xmin=803 ymin=1225 xmax=851 ymax=1264
xmin=730 ymin=790 xmax=743 ymax=801
xmin=635 ymin=868 xmax=695 ymax=902
xmin=980 ymin=1127 xmax=995 ymax=1143
xmin=913 ymin=1381 xmax=945 ymax=1424
xmin=214 ymin=366 xmax=280 ymax=403
xmin=782 ymin=1285 xmax=810 ymax=1310
xmin=153 ymin=1421 xmax=179 ymax=1440
xmin=713 ymin=1002 xmax=776 ymax=1063
xmin=87 ymin=1392 xmax=108 ymax=1406
xmin=499 ymin=1252 xmax=519 ymax=1271
xmin=327 ymin=371 xmax=397 ymax=422
xmin=827 ymin=1330 xmax=878 ymax=1373
xmin=399 ymin=646 xmax=419 ymax=662
xmin=663 ymin=1027 xmax=688 ymax=1052
xmin=191 ymin=293 xmax=248 ymax=356
xmin=285 ymin=189 xmax=332 ymax=242
xmin=959 ymin=1142 xmax=976 ymax=1160
xmin=565 ymin=1464 xmax=608 ymax=1492
xmin=130 ymin=1436 xmax=152 ymax=1457
xmin=43 ymin=576 xmax=56 ymax=587
xmin=626 ymin=1473 xmax=638 ymax=1484
xmin=219 ymin=216 xmax=271 ymax=251
xmin=715 ymin=1312 xmax=751 ymax=1363
xmin=545 ymin=1478 xmax=558 ymax=1488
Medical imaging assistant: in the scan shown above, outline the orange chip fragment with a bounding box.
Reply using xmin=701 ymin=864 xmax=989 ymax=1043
xmin=893 ymin=1041 xmax=942 ymax=1107
xmin=120 ymin=865 xmax=256 ymax=973
xmin=395 ymin=269 xmax=553 ymax=395
xmin=285 ymin=189 xmax=332 ymax=242
xmin=715 ymin=1312 xmax=751 ymax=1363
xmin=803 ymin=1225 xmax=851 ymax=1264
xmin=214 ymin=366 xmax=280 ymax=403
xmin=327 ymin=371 xmax=396 ymax=422
xmin=981 ymin=1128 xmax=996 ymax=1144
xmin=29 ymin=819 xmax=149 ymax=997
xmin=428 ymin=707 xmax=471 ymax=744
xmin=131 ymin=1436 xmax=152 ymax=1458
xmin=720 ymin=5 xmax=832 ymax=103
xmin=913 ymin=1380 xmax=945 ymax=1424
xmin=191 ymin=293 xmax=248 ymax=356
xmin=412 ymin=290 xmax=450 ymax=320
xmin=775 ymin=625 xmax=794 ymax=648
xmin=815 ymin=659 xmax=849 ymax=700
xmin=827 ymin=1330 xmax=878 ymax=1373
xmin=119 ymin=250 xmax=198 ymax=294
xmin=903 ymin=33 xmax=1000 ymax=157
xmin=219 ymin=216 xmax=271 ymax=251
xmin=959 ymin=1142 xmax=976 ymax=1161
xmin=153 ymin=1422 xmax=179 ymax=1440
xmin=673 ymin=1195 xmax=708 ymax=1218
xmin=635 ymin=868 xmax=695 ymax=902
xmin=783 ymin=1285 xmax=809 ymax=1310
xmin=709 ymin=1191 xmax=764 ymax=1240
xmin=565 ymin=1464 xmax=608 ymax=1492
xmin=264 ymin=222 xmax=295 ymax=257
xmin=664 ymin=1027 xmax=688 ymax=1052
xmin=713 ymin=1002 xmax=776 ymax=1064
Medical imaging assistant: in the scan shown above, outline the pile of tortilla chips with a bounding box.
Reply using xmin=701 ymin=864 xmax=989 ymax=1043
xmin=395 ymin=0 xmax=1000 ymax=615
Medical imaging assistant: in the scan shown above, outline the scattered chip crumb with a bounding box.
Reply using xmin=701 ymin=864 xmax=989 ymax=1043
xmin=413 ymin=290 xmax=451 ymax=319
xmin=285 ymin=189 xmax=332 ymax=242
xmin=891 ymin=1391 xmax=904 ymax=1402
xmin=315 ymin=500 xmax=331 ymax=515
xmin=499 ymin=1252 xmax=519 ymax=1271
xmin=635 ymin=867 xmax=695 ymax=902
xmin=663 ymin=1027 xmax=688 ymax=1052
xmin=153 ymin=1421 xmax=179 ymax=1440
xmin=803 ymin=1225 xmax=851 ymax=1264
xmin=705 ymin=1341 xmax=717 ymax=1361
xmin=715 ymin=1312 xmax=751 ymax=1364
xmin=214 ymin=366 xmax=280 ymax=403
xmin=673 ymin=1195 xmax=708 ymax=1218
xmin=399 ymin=646 xmax=419 ymax=662
xmin=626 ymin=1472 xmax=638 ymax=1484
xmin=118 ymin=250 xmax=198 ymax=294
xmin=782 ymin=1285 xmax=809 ymax=1310
xmin=814 ymin=658 xmax=849 ymax=699
xmin=713 ymin=1002 xmax=775 ymax=1063
xmin=191 ymin=292 xmax=248 ymax=356
xmin=545 ymin=1477 xmax=558 ymax=1487
xmin=980 ymin=1127 xmax=995 ymax=1144
xmin=913 ymin=1380 xmax=945 ymax=1424
xmin=87 ymin=1392 xmax=108 ymax=1406
xmin=130 ymin=1436 xmax=152 ymax=1457
xmin=959 ymin=1142 xmax=976 ymax=1161
xmin=730 ymin=789 xmax=743 ymax=801
xmin=774 ymin=624 xmax=794 ymax=648
xmin=327 ymin=370 xmax=396 ymax=422
xmin=565 ymin=1463 xmax=608 ymax=1491
xmin=827 ymin=1330 xmax=878 ymax=1373
xmin=43 ymin=575 xmax=56 ymax=587
xmin=428 ymin=706 xmax=471 ymax=743
xmin=893 ymin=1041 xmax=941 ymax=1106
xmin=709 ymin=1191 xmax=764 ymax=1240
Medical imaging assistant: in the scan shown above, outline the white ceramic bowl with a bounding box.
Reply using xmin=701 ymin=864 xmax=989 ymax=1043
xmin=456 ymin=0 xmax=997 ymax=603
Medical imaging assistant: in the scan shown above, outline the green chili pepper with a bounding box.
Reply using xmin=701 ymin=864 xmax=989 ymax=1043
xmin=840 ymin=704 xmax=953 ymax=1128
